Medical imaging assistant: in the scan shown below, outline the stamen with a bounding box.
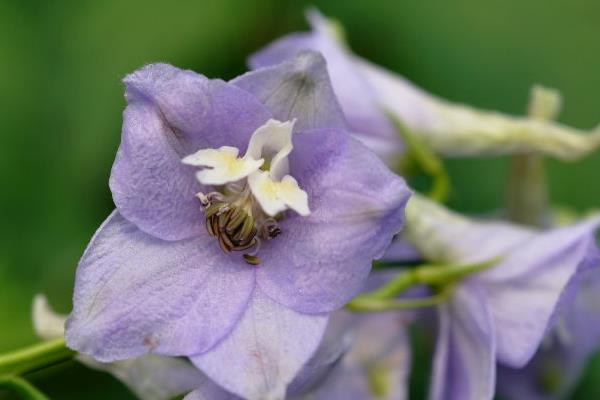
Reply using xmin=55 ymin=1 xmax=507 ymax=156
xmin=225 ymin=210 xmax=246 ymax=234
xmin=198 ymin=194 xmax=261 ymax=265
xmin=260 ymin=218 xmax=282 ymax=239
xmin=242 ymin=254 xmax=261 ymax=265
xmin=243 ymin=237 xmax=262 ymax=266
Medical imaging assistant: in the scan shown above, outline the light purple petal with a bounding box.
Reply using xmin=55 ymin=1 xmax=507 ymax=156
xmin=65 ymin=211 xmax=255 ymax=362
xmin=257 ymin=129 xmax=411 ymax=313
xmin=191 ymin=288 xmax=328 ymax=400
xmin=111 ymin=63 xmax=271 ymax=241
xmin=429 ymin=284 xmax=495 ymax=400
xmin=476 ymin=215 xmax=600 ymax=368
xmin=32 ymin=295 xmax=203 ymax=400
xmin=497 ymin=266 xmax=600 ymax=400
xmin=233 ymin=51 xmax=346 ymax=131
xmin=248 ymin=10 xmax=402 ymax=158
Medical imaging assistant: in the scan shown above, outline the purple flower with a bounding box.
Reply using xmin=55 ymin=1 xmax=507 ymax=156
xmin=64 ymin=51 xmax=410 ymax=400
xmin=249 ymin=9 xmax=600 ymax=161
xmin=388 ymin=195 xmax=600 ymax=400
xmin=497 ymin=265 xmax=600 ymax=400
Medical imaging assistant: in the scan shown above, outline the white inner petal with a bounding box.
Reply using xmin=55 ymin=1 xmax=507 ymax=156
xmin=245 ymin=119 xmax=295 ymax=180
xmin=248 ymin=170 xmax=310 ymax=217
xmin=182 ymin=146 xmax=263 ymax=185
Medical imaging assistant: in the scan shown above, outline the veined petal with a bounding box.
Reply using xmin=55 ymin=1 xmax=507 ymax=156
xmin=257 ymin=128 xmax=411 ymax=313
xmin=32 ymin=295 xmax=204 ymax=400
xmin=248 ymin=10 xmax=401 ymax=159
xmin=233 ymin=51 xmax=346 ymax=131
xmin=65 ymin=211 xmax=255 ymax=362
xmin=182 ymin=146 xmax=264 ymax=185
xmin=191 ymin=287 xmax=329 ymax=400
xmin=111 ymin=63 xmax=271 ymax=241
xmin=429 ymin=284 xmax=496 ymax=400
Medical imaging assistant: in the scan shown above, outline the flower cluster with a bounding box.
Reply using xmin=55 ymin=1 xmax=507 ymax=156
xmin=20 ymin=8 xmax=600 ymax=400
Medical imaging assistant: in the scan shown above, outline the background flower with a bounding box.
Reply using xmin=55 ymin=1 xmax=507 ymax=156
xmin=249 ymin=9 xmax=600 ymax=162
xmin=392 ymin=195 xmax=600 ymax=400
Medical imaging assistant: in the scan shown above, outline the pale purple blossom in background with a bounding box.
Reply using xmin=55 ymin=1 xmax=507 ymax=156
xmin=497 ymin=265 xmax=600 ymax=400
xmin=250 ymin=9 xmax=600 ymax=162
xmin=386 ymin=195 xmax=600 ymax=400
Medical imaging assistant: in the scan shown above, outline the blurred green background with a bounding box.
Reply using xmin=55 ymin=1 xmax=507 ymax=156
xmin=1 ymin=0 xmax=599 ymax=398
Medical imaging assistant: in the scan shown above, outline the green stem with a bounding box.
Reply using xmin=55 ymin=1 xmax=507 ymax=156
xmin=386 ymin=110 xmax=450 ymax=202
xmin=347 ymin=285 xmax=455 ymax=312
xmin=0 ymin=376 xmax=50 ymax=400
xmin=348 ymin=258 xmax=499 ymax=312
xmin=359 ymin=258 xmax=499 ymax=302
xmin=0 ymin=338 xmax=74 ymax=376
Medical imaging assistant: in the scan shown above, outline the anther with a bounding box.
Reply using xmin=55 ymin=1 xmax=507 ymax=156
xmin=243 ymin=237 xmax=262 ymax=266
xmin=261 ymin=218 xmax=282 ymax=239
xmin=205 ymin=202 xmax=226 ymax=218
xmin=243 ymin=254 xmax=261 ymax=265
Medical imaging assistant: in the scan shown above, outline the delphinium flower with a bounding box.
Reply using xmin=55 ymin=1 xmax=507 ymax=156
xmin=497 ymin=264 xmax=600 ymax=400
xmin=249 ymin=9 xmax=600 ymax=162
xmin=64 ymin=51 xmax=410 ymax=400
xmin=374 ymin=195 xmax=600 ymax=400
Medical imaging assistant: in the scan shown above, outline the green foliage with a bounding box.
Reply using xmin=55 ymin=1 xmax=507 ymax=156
xmin=1 ymin=0 xmax=599 ymax=398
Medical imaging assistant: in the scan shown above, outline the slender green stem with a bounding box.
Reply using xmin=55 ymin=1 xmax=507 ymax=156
xmin=348 ymin=258 xmax=499 ymax=312
xmin=386 ymin=110 xmax=450 ymax=202
xmin=411 ymin=257 xmax=501 ymax=286
xmin=362 ymin=268 xmax=420 ymax=300
xmin=358 ymin=258 xmax=499 ymax=302
xmin=0 ymin=376 xmax=50 ymax=400
xmin=0 ymin=338 xmax=74 ymax=376
xmin=347 ymin=285 xmax=455 ymax=312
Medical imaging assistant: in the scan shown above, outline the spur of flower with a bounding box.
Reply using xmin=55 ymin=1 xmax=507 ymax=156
xmin=64 ymin=51 xmax=410 ymax=399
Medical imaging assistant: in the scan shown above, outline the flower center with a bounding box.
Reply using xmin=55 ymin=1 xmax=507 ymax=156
xmin=182 ymin=119 xmax=310 ymax=265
